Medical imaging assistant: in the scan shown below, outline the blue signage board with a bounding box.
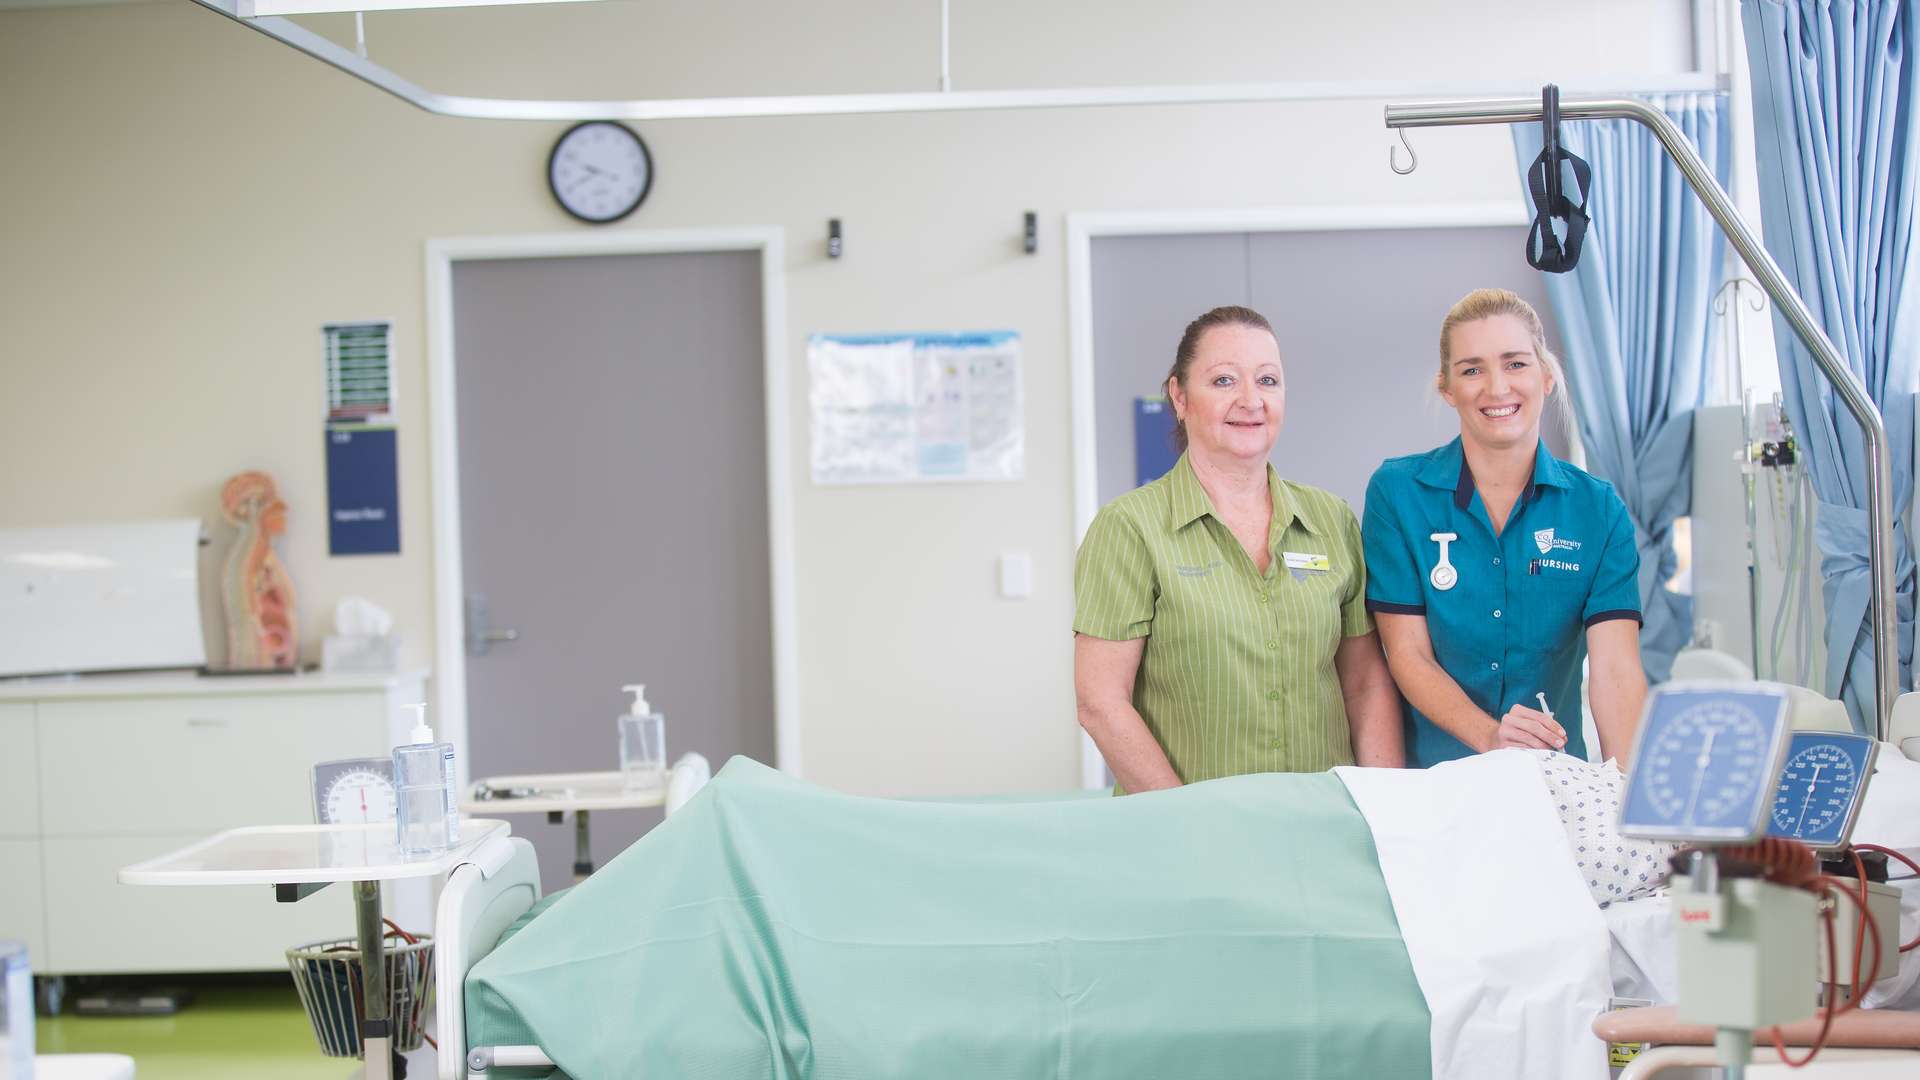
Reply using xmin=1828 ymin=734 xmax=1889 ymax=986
xmin=325 ymin=425 xmax=400 ymax=555
xmin=1134 ymin=396 xmax=1179 ymax=487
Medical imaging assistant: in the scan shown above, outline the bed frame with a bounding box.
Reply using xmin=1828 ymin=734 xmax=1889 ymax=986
xmin=435 ymin=753 xmax=712 ymax=1079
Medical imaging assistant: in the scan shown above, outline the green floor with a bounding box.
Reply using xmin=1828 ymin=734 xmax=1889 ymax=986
xmin=35 ymin=984 xmax=427 ymax=1080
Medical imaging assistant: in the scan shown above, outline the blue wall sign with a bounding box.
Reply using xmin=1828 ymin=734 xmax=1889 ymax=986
xmin=1134 ymin=396 xmax=1179 ymax=487
xmin=325 ymin=425 xmax=400 ymax=556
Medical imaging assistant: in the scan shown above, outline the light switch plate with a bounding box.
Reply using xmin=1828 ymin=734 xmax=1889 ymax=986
xmin=999 ymin=552 xmax=1032 ymax=599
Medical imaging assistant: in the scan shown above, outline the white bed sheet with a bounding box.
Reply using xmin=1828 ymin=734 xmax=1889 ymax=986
xmin=1338 ymin=750 xmax=1613 ymax=1080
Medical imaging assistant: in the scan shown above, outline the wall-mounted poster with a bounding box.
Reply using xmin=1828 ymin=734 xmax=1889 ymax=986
xmin=322 ymin=320 xmax=400 ymax=555
xmin=808 ymin=331 xmax=1024 ymax=485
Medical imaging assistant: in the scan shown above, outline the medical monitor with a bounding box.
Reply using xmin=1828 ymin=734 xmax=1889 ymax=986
xmin=1765 ymin=730 xmax=1878 ymax=852
xmin=1619 ymin=683 xmax=1792 ymax=843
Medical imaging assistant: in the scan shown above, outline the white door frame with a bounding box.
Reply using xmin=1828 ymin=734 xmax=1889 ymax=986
xmin=424 ymin=227 xmax=800 ymax=784
xmin=1063 ymin=202 xmax=1527 ymax=788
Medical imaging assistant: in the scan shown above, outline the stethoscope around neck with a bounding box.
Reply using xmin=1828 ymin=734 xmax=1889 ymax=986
xmin=1429 ymin=532 xmax=1459 ymax=591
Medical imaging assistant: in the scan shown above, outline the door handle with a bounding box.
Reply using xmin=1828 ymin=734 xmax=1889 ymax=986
xmin=465 ymin=592 xmax=521 ymax=657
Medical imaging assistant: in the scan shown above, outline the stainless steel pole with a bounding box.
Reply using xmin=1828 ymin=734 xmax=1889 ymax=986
xmin=1385 ymin=96 xmax=1898 ymax=739
xmin=354 ymin=879 xmax=393 ymax=1080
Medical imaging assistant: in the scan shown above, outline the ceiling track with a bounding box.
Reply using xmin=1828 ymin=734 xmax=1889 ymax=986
xmin=190 ymin=0 xmax=1725 ymax=123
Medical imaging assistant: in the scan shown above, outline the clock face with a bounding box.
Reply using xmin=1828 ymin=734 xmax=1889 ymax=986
xmin=547 ymin=121 xmax=652 ymax=224
xmin=1767 ymin=731 xmax=1876 ymax=849
xmin=312 ymin=758 xmax=398 ymax=826
xmin=1620 ymin=686 xmax=1790 ymax=842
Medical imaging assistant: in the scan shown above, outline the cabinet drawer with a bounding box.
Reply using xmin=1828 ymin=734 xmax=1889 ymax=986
xmin=0 ymin=704 xmax=36 ymax=835
xmin=43 ymin=834 xmax=358 ymax=974
xmin=0 ymin=839 xmax=46 ymax=965
xmin=38 ymin=693 xmax=390 ymax=835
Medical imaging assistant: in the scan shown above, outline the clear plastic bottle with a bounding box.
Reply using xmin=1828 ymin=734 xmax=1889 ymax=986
xmin=1 ymin=940 xmax=32 ymax=1080
xmin=393 ymin=704 xmax=458 ymax=857
xmin=618 ymin=683 xmax=666 ymax=793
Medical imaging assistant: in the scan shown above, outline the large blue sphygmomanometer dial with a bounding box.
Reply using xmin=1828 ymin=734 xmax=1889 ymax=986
xmin=1620 ymin=685 xmax=1792 ymax=842
xmin=1766 ymin=730 xmax=1878 ymax=851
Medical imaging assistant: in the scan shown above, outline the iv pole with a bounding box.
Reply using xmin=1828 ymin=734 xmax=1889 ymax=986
xmin=1385 ymin=95 xmax=1898 ymax=741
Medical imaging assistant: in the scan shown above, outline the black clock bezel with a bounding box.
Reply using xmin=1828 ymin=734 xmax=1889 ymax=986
xmin=547 ymin=120 xmax=654 ymax=225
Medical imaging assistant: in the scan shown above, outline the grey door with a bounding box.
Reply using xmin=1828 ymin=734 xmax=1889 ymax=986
xmin=452 ymin=251 xmax=774 ymax=890
xmin=1090 ymin=227 xmax=1570 ymax=514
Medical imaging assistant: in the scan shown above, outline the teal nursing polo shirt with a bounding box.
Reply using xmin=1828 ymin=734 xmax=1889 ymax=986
xmin=1362 ymin=437 xmax=1642 ymax=767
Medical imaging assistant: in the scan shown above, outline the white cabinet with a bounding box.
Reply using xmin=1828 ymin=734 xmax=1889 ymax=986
xmin=0 ymin=840 xmax=46 ymax=964
xmin=0 ymin=704 xmax=37 ymax=834
xmin=0 ymin=671 xmax=425 ymax=974
xmin=39 ymin=695 xmax=389 ymax=836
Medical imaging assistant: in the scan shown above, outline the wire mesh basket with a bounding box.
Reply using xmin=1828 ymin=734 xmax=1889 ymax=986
xmin=287 ymin=928 xmax=434 ymax=1058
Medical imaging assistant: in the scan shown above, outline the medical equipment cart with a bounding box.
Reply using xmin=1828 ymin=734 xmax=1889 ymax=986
xmin=118 ymin=819 xmax=509 ymax=1080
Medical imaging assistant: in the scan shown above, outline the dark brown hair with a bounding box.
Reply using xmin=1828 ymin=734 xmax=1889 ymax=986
xmin=1165 ymin=305 xmax=1276 ymax=451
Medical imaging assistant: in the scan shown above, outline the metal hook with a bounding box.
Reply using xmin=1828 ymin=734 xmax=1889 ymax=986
xmin=1711 ymin=275 xmax=1768 ymax=315
xmin=1390 ymin=128 xmax=1418 ymax=175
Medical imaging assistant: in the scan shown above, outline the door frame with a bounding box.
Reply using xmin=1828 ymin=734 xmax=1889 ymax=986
xmin=424 ymin=227 xmax=799 ymax=785
xmin=1063 ymin=203 xmax=1527 ymax=787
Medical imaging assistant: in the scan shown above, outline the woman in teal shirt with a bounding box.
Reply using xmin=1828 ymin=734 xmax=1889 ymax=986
xmin=1362 ymin=289 xmax=1647 ymax=767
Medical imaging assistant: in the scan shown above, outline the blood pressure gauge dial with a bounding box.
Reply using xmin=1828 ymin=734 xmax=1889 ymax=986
xmin=311 ymin=757 xmax=398 ymax=826
xmin=1620 ymin=684 xmax=1791 ymax=842
xmin=1767 ymin=730 xmax=1877 ymax=851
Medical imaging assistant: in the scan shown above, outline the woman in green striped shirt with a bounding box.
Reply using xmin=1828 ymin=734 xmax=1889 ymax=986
xmin=1074 ymin=306 xmax=1403 ymax=792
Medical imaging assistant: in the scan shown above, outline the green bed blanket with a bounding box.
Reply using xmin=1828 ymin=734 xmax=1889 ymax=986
xmin=465 ymin=758 xmax=1429 ymax=1079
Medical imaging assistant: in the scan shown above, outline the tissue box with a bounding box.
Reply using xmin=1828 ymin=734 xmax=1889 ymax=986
xmin=321 ymin=634 xmax=400 ymax=674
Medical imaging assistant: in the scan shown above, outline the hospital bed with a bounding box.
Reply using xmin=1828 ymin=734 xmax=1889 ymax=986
xmin=430 ymin=732 xmax=1920 ymax=1080
xmin=435 ymin=752 xmax=712 ymax=1079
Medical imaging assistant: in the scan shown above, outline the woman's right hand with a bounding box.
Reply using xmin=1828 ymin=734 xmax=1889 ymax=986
xmin=1492 ymin=704 xmax=1566 ymax=751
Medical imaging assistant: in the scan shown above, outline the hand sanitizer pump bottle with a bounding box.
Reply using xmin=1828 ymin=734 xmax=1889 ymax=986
xmin=618 ymin=684 xmax=666 ymax=793
xmin=393 ymin=703 xmax=458 ymax=857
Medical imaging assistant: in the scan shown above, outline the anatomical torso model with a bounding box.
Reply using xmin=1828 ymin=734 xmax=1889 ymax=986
xmin=221 ymin=470 xmax=298 ymax=670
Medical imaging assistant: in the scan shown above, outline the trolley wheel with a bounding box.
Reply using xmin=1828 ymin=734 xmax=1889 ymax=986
xmin=34 ymin=974 xmax=66 ymax=1017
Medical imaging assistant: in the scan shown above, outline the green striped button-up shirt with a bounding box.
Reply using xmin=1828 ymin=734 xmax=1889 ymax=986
xmin=1074 ymin=454 xmax=1372 ymax=784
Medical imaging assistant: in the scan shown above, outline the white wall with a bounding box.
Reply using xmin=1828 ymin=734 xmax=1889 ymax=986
xmin=0 ymin=0 xmax=1697 ymax=795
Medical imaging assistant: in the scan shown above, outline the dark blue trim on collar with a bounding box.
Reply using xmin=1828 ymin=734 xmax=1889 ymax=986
xmin=1441 ymin=437 xmax=1570 ymax=511
xmin=1452 ymin=456 xmax=1475 ymax=510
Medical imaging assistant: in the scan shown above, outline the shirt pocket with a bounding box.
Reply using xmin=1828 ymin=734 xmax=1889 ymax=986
xmin=1278 ymin=564 xmax=1345 ymax=665
xmin=1519 ymin=572 xmax=1588 ymax=656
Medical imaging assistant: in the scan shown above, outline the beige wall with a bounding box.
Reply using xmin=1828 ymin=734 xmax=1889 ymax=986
xmin=0 ymin=1 xmax=1694 ymax=795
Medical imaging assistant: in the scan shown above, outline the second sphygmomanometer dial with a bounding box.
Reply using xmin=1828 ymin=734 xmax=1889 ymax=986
xmin=1766 ymin=730 xmax=1877 ymax=851
xmin=1620 ymin=684 xmax=1791 ymax=842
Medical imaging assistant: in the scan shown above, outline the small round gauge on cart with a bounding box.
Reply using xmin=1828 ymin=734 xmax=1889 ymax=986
xmin=1620 ymin=683 xmax=1792 ymax=843
xmin=311 ymin=757 xmax=398 ymax=826
xmin=1766 ymin=730 xmax=1878 ymax=851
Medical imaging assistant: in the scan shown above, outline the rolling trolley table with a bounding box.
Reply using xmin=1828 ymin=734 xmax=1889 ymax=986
xmin=118 ymin=820 xmax=510 ymax=1080
xmin=462 ymin=771 xmax=664 ymax=881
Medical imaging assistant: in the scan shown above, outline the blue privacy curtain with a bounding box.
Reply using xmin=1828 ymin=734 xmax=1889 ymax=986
xmin=1743 ymin=0 xmax=1920 ymax=729
xmin=1511 ymin=94 xmax=1730 ymax=684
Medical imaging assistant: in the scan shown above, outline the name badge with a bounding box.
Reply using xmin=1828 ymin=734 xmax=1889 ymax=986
xmin=1283 ymin=551 xmax=1330 ymax=572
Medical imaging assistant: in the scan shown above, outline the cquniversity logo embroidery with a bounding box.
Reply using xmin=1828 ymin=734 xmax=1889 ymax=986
xmin=1534 ymin=527 xmax=1583 ymax=555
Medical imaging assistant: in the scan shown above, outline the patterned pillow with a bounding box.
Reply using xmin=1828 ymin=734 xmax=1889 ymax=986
xmin=1525 ymin=749 xmax=1676 ymax=907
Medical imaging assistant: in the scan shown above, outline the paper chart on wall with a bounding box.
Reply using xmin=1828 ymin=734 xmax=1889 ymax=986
xmin=808 ymin=332 xmax=1024 ymax=484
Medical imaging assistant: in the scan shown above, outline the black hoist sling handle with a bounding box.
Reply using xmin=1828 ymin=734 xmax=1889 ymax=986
xmin=1525 ymin=84 xmax=1592 ymax=274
